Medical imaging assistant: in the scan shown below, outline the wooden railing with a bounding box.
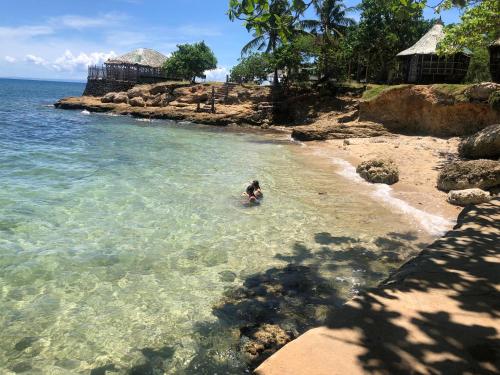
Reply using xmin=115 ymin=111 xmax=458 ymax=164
xmin=87 ymin=64 xmax=170 ymax=83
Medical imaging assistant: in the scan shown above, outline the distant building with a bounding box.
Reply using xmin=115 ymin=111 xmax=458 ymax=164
xmin=83 ymin=48 xmax=170 ymax=96
xmin=396 ymin=23 xmax=470 ymax=84
xmin=489 ymin=38 xmax=500 ymax=83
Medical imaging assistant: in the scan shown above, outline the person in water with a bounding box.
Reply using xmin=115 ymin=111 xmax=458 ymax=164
xmin=245 ymin=184 xmax=258 ymax=203
xmin=252 ymin=180 xmax=263 ymax=198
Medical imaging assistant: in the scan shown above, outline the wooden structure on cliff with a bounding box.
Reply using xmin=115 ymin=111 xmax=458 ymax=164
xmin=83 ymin=48 xmax=170 ymax=96
xmin=396 ymin=23 xmax=470 ymax=84
xmin=489 ymin=38 xmax=500 ymax=83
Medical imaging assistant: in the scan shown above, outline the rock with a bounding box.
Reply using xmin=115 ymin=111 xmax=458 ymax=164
xmin=447 ymin=189 xmax=491 ymax=206
xmin=292 ymin=122 xmax=391 ymax=141
xmin=112 ymin=92 xmax=128 ymax=104
xmin=101 ymin=92 xmax=116 ymax=103
xmin=148 ymin=94 xmax=163 ymax=107
xmin=127 ymin=86 xmax=148 ymax=99
xmin=242 ymin=324 xmax=293 ymax=364
xmin=129 ymin=97 xmax=145 ymax=107
xmin=437 ymin=159 xmax=500 ymax=191
xmin=465 ymin=82 xmax=500 ymax=101
xmin=219 ymin=270 xmax=237 ymax=282
xmin=458 ymin=124 xmax=500 ymax=160
xmin=356 ymin=159 xmax=399 ymax=185
xmin=225 ymin=93 xmax=240 ymax=105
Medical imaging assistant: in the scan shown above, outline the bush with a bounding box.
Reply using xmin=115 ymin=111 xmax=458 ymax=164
xmin=489 ymin=90 xmax=500 ymax=111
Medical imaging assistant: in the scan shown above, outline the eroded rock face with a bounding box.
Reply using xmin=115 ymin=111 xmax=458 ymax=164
xmin=437 ymin=159 xmax=500 ymax=192
xmin=129 ymin=97 xmax=145 ymax=107
xmin=447 ymin=188 xmax=491 ymax=206
xmin=356 ymin=159 xmax=399 ymax=185
xmin=458 ymin=124 xmax=500 ymax=160
xmin=465 ymin=82 xmax=500 ymax=101
xmin=127 ymin=87 xmax=148 ymax=99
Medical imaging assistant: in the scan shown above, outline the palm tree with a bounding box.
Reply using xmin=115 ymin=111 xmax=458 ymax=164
xmin=301 ymin=0 xmax=355 ymax=80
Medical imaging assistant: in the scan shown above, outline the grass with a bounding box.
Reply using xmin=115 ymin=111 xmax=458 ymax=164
xmin=362 ymin=84 xmax=410 ymax=101
xmin=431 ymin=84 xmax=471 ymax=102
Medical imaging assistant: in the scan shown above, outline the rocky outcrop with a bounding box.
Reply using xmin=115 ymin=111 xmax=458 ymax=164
xmin=101 ymin=92 xmax=117 ymax=103
xmin=113 ymin=92 xmax=128 ymax=104
xmin=129 ymin=97 xmax=145 ymax=107
xmin=458 ymin=124 xmax=500 ymax=160
xmin=360 ymin=85 xmax=500 ymax=136
xmin=292 ymin=121 xmax=391 ymax=141
xmin=465 ymin=82 xmax=500 ymax=101
xmin=447 ymin=188 xmax=491 ymax=206
xmin=437 ymin=159 xmax=500 ymax=191
xmin=356 ymin=159 xmax=399 ymax=185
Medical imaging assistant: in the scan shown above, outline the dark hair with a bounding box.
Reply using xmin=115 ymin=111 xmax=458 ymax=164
xmin=246 ymin=185 xmax=255 ymax=196
xmin=252 ymin=180 xmax=260 ymax=189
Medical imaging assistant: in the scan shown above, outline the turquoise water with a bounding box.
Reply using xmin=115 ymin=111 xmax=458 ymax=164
xmin=0 ymin=79 xmax=435 ymax=374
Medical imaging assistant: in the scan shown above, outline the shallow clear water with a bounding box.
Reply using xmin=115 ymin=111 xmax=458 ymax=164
xmin=0 ymin=79 xmax=436 ymax=374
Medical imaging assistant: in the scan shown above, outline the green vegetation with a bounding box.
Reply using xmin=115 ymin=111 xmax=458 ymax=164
xmin=228 ymin=0 xmax=497 ymax=86
xmin=163 ymin=42 xmax=217 ymax=83
xmin=230 ymin=53 xmax=272 ymax=83
xmin=362 ymin=84 xmax=409 ymax=101
xmin=489 ymin=91 xmax=500 ymax=111
xmin=432 ymin=84 xmax=470 ymax=101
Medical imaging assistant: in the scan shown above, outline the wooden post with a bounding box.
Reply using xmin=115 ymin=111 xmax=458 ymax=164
xmin=211 ymin=87 xmax=215 ymax=114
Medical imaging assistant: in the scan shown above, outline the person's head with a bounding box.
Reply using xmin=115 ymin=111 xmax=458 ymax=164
xmin=252 ymin=180 xmax=260 ymax=190
xmin=246 ymin=185 xmax=255 ymax=197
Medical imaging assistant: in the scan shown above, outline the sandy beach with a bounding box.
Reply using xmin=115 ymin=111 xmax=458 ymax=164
xmin=295 ymin=134 xmax=462 ymax=224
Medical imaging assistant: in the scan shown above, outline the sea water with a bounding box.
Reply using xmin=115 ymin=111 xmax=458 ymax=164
xmin=0 ymin=79 xmax=439 ymax=374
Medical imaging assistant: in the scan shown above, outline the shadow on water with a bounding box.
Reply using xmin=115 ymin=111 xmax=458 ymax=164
xmin=180 ymin=230 xmax=428 ymax=374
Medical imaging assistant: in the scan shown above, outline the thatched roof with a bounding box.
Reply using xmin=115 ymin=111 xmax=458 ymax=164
xmin=397 ymin=24 xmax=445 ymax=56
xmin=106 ymin=48 xmax=168 ymax=67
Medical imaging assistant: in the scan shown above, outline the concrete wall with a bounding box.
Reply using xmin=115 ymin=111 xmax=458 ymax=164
xmin=83 ymin=79 xmax=136 ymax=97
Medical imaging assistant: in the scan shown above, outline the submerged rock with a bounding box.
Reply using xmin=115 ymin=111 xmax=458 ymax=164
xmin=447 ymin=189 xmax=491 ymax=206
xmin=356 ymin=159 xmax=399 ymax=185
xmin=241 ymin=324 xmax=293 ymax=364
xmin=437 ymin=159 xmax=500 ymax=192
xmin=458 ymin=124 xmax=500 ymax=160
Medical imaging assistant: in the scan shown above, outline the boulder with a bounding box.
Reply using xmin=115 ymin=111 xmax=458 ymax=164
xmin=458 ymin=124 xmax=500 ymax=160
xmin=129 ymin=97 xmax=145 ymax=107
xmin=437 ymin=159 xmax=500 ymax=191
xmin=447 ymin=188 xmax=491 ymax=206
xmin=356 ymin=159 xmax=399 ymax=185
xmin=148 ymin=94 xmax=163 ymax=107
xmin=112 ymin=92 xmax=128 ymax=104
xmin=101 ymin=92 xmax=116 ymax=103
xmin=465 ymin=82 xmax=500 ymax=101
xmin=127 ymin=87 xmax=148 ymax=99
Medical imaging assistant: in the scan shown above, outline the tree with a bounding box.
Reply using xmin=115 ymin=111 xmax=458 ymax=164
xmin=301 ymin=0 xmax=355 ymax=80
xmin=230 ymin=54 xmax=272 ymax=83
xmin=163 ymin=42 xmax=217 ymax=83
xmin=351 ymin=0 xmax=432 ymax=82
xmin=464 ymin=46 xmax=492 ymax=82
xmin=228 ymin=0 xmax=309 ymax=83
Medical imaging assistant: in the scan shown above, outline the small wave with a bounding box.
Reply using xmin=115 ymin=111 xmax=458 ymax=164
xmin=81 ymin=110 xmax=91 ymax=116
xmin=328 ymin=157 xmax=452 ymax=236
xmin=135 ymin=118 xmax=153 ymax=122
xmin=287 ymin=135 xmax=306 ymax=147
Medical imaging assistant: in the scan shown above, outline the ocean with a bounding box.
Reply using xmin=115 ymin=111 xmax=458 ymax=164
xmin=0 ymin=78 xmax=437 ymax=374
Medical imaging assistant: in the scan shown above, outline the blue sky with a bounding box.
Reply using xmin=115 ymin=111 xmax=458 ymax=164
xmin=0 ymin=0 xmax=461 ymax=81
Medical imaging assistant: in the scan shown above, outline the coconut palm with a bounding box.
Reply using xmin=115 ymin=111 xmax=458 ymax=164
xmin=301 ymin=0 xmax=355 ymax=79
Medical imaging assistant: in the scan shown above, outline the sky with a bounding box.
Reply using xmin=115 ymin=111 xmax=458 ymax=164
xmin=0 ymin=0 xmax=462 ymax=82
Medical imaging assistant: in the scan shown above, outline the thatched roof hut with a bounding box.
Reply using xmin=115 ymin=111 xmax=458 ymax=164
xmin=106 ymin=48 xmax=168 ymax=68
xmin=489 ymin=38 xmax=500 ymax=83
xmin=396 ymin=23 xmax=470 ymax=84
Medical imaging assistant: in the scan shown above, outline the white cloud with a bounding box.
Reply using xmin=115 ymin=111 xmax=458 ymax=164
xmin=4 ymin=56 xmax=16 ymax=63
xmin=50 ymin=12 xmax=128 ymax=30
xmin=204 ymin=67 xmax=229 ymax=82
xmin=25 ymin=54 xmax=48 ymax=65
xmin=52 ymin=50 xmax=117 ymax=72
xmin=177 ymin=25 xmax=222 ymax=37
xmin=0 ymin=25 xmax=53 ymax=40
